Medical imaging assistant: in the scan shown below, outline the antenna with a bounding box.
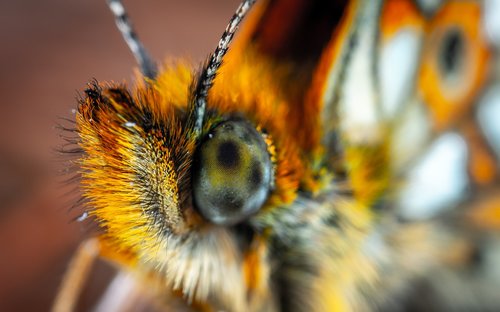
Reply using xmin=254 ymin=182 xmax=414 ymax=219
xmin=191 ymin=0 xmax=256 ymax=136
xmin=106 ymin=0 xmax=157 ymax=79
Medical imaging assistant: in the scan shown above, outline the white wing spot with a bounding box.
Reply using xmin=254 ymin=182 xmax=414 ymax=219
xmin=379 ymin=29 xmax=422 ymax=119
xmin=398 ymin=133 xmax=469 ymax=220
xmin=484 ymin=0 xmax=500 ymax=47
xmin=478 ymin=85 xmax=500 ymax=158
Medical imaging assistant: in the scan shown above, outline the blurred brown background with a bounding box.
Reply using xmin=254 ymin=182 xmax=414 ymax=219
xmin=0 ymin=0 xmax=236 ymax=310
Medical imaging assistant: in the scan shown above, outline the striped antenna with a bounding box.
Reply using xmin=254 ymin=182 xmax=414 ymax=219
xmin=106 ymin=0 xmax=157 ymax=79
xmin=192 ymin=0 xmax=256 ymax=136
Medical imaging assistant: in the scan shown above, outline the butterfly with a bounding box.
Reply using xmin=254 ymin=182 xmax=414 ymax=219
xmin=55 ymin=0 xmax=500 ymax=311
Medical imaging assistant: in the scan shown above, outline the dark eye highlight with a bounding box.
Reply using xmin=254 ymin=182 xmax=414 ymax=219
xmin=192 ymin=120 xmax=273 ymax=225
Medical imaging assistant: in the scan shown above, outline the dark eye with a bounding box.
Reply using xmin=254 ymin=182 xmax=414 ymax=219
xmin=192 ymin=120 xmax=273 ymax=225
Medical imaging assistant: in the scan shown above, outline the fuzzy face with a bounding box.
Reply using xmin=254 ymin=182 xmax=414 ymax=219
xmin=76 ymin=47 xmax=316 ymax=310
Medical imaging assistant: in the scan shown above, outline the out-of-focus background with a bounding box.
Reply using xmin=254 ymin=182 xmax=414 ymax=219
xmin=0 ymin=0 xmax=236 ymax=310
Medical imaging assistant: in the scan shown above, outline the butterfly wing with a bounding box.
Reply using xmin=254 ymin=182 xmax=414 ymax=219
xmin=233 ymin=0 xmax=500 ymax=310
xmin=302 ymin=0 xmax=500 ymax=310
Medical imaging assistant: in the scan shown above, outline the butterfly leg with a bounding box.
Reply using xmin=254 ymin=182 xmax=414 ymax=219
xmin=52 ymin=238 xmax=100 ymax=312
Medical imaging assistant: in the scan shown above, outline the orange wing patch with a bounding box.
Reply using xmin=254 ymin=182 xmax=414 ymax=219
xmin=419 ymin=1 xmax=491 ymax=130
xmin=379 ymin=0 xmax=425 ymax=42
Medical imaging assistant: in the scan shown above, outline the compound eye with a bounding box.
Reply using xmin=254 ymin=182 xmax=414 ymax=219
xmin=192 ymin=120 xmax=273 ymax=225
